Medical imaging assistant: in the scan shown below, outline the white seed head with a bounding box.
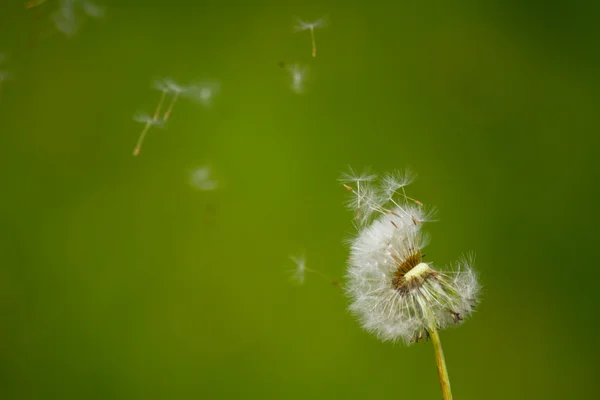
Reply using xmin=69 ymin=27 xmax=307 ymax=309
xmin=133 ymin=112 xmax=164 ymax=127
xmin=338 ymin=166 xmax=377 ymax=184
xmin=342 ymin=168 xmax=481 ymax=344
xmin=380 ymin=169 xmax=416 ymax=202
xmin=162 ymin=78 xmax=187 ymax=93
xmin=289 ymin=254 xmax=306 ymax=284
xmin=294 ymin=17 xmax=327 ymax=32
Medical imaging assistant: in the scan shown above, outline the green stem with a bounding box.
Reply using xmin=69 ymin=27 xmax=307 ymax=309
xmin=429 ymin=325 xmax=453 ymax=400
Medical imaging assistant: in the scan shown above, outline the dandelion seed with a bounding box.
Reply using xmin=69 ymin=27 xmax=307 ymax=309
xmin=338 ymin=166 xmax=377 ymax=185
xmin=50 ymin=0 xmax=104 ymax=37
xmin=342 ymin=168 xmax=481 ymax=399
xmin=151 ymin=78 xmax=172 ymax=120
xmin=294 ymin=17 xmax=327 ymax=57
xmin=287 ymin=253 xmax=341 ymax=287
xmin=286 ymin=64 xmax=308 ymax=94
xmin=159 ymin=79 xmax=219 ymax=121
xmin=289 ymin=254 xmax=306 ymax=284
xmin=132 ymin=112 xmax=164 ymax=156
xmin=339 ymin=166 xmax=381 ymax=222
xmin=186 ymin=80 xmax=220 ymax=107
xmin=160 ymin=79 xmax=185 ymax=121
xmin=189 ymin=166 xmax=218 ymax=191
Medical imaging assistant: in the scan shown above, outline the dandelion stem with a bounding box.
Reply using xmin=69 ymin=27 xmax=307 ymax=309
xmin=153 ymin=90 xmax=167 ymax=121
xmin=133 ymin=121 xmax=151 ymax=156
xmin=429 ymin=324 xmax=453 ymax=400
xmin=163 ymin=92 xmax=180 ymax=121
xmin=310 ymin=27 xmax=317 ymax=57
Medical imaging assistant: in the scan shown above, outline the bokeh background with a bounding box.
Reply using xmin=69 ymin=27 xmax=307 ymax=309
xmin=1 ymin=1 xmax=599 ymax=399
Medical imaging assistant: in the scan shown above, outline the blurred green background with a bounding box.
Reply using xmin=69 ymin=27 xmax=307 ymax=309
xmin=1 ymin=0 xmax=599 ymax=399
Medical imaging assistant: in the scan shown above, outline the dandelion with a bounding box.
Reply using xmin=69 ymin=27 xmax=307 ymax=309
xmin=286 ymin=64 xmax=308 ymax=94
xmin=289 ymin=254 xmax=307 ymax=284
xmin=151 ymin=78 xmax=172 ymax=120
xmin=342 ymin=168 xmax=481 ymax=400
xmin=132 ymin=112 xmax=164 ymax=156
xmin=161 ymin=78 xmax=219 ymax=121
xmin=287 ymin=253 xmax=341 ymax=287
xmin=50 ymin=0 xmax=104 ymax=37
xmin=189 ymin=166 xmax=218 ymax=191
xmin=294 ymin=17 xmax=327 ymax=57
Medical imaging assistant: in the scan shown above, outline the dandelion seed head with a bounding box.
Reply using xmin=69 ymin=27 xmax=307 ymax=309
xmin=163 ymin=78 xmax=187 ymax=93
xmin=342 ymin=168 xmax=481 ymax=344
xmin=294 ymin=17 xmax=327 ymax=32
xmin=133 ymin=112 xmax=164 ymax=127
xmin=338 ymin=166 xmax=378 ymax=184
xmin=381 ymin=169 xmax=416 ymax=201
xmin=289 ymin=254 xmax=306 ymax=284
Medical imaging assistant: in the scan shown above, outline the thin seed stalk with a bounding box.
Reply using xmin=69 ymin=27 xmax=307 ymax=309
xmin=429 ymin=324 xmax=453 ymax=400
xmin=133 ymin=121 xmax=151 ymax=156
xmin=310 ymin=27 xmax=316 ymax=57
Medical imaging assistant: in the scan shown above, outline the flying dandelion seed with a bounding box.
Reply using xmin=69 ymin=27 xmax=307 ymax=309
xmin=289 ymin=254 xmax=306 ymax=284
xmin=294 ymin=17 xmax=327 ymax=57
xmin=50 ymin=0 xmax=104 ymax=37
xmin=189 ymin=166 xmax=218 ymax=191
xmin=159 ymin=79 xmax=219 ymax=121
xmin=151 ymin=78 xmax=173 ymax=120
xmin=132 ymin=112 xmax=165 ymax=156
xmin=286 ymin=64 xmax=308 ymax=94
xmin=160 ymin=79 xmax=185 ymax=121
xmin=341 ymin=167 xmax=481 ymax=400
xmin=287 ymin=253 xmax=340 ymax=287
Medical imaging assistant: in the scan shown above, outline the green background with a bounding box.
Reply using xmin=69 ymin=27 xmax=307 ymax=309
xmin=1 ymin=1 xmax=599 ymax=399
